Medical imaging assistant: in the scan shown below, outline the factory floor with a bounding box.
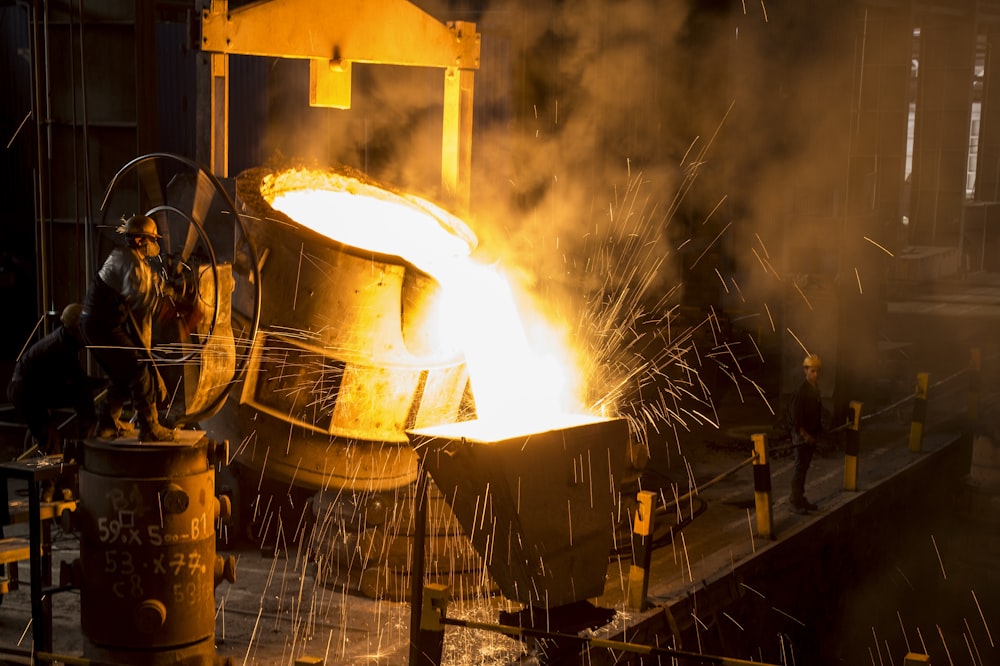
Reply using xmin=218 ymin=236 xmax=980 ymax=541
xmin=0 ymin=273 xmax=998 ymax=665
xmin=0 ymin=381 xmax=991 ymax=666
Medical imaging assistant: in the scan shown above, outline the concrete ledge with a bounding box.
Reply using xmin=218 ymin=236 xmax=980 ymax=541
xmin=595 ymin=430 xmax=971 ymax=665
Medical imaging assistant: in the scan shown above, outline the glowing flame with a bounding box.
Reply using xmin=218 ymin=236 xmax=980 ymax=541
xmin=267 ymin=169 xmax=585 ymax=435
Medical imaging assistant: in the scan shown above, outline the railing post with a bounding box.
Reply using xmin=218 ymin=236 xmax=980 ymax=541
xmin=909 ymin=372 xmax=929 ymax=453
xmin=843 ymin=400 xmax=862 ymax=491
xmin=412 ymin=583 xmax=449 ymax=666
xmin=752 ymin=433 xmax=774 ymax=539
xmin=969 ymin=347 xmax=981 ymax=421
xmin=627 ymin=490 xmax=655 ymax=611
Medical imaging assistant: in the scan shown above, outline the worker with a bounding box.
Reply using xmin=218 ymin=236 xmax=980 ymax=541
xmin=6 ymin=304 xmax=96 ymax=453
xmin=80 ymin=214 xmax=176 ymax=441
xmin=789 ymin=353 xmax=824 ymax=514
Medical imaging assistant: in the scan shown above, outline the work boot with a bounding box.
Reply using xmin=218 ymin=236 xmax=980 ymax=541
xmin=96 ymin=403 xmax=135 ymax=439
xmin=789 ymin=497 xmax=810 ymax=515
xmin=138 ymin=408 xmax=176 ymax=442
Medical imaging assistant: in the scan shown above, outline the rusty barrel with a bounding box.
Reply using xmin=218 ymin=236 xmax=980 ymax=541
xmin=77 ymin=432 xmax=231 ymax=665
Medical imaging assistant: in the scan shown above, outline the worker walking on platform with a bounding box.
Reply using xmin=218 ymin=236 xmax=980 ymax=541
xmin=789 ymin=353 xmax=824 ymax=514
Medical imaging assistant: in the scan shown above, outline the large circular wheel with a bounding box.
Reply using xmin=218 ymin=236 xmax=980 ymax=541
xmin=96 ymin=153 xmax=262 ymax=425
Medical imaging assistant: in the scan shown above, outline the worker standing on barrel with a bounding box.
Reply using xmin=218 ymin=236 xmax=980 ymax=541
xmin=6 ymin=303 xmax=96 ymax=453
xmin=789 ymin=353 xmax=824 ymax=514
xmin=80 ymin=214 xmax=177 ymax=442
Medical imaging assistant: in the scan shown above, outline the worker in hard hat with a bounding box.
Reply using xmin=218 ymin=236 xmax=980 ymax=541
xmin=6 ymin=304 xmax=96 ymax=453
xmin=79 ymin=214 xmax=177 ymax=442
xmin=788 ymin=353 xmax=824 ymax=514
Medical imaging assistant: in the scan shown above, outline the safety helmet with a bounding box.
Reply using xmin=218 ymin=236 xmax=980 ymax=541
xmin=802 ymin=353 xmax=822 ymax=369
xmin=121 ymin=214 xmax=162 ymax=239
xmin=60 ymin=303 xmax=83 ymax=328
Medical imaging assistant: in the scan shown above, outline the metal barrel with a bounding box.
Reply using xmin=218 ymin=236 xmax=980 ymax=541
xmin=78 ymin=432 xmax=227 ymax=665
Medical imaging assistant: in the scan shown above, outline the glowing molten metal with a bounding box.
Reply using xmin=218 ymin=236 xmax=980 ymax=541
xmin=265 ymin=169 xmax=584 ymax=435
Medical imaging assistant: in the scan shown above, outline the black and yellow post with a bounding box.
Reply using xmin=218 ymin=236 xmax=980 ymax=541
xmin=969 ymin=347 xmax=982 ymax=420
xmin=627 ymin=490 xmax=656 ymax=611
xmin=752 ymin=433 xmax=774 ymax=539
xmin=843 ymin=401 xmax=862 ymax=491
xmin=910 ymin=372 xmax=929 ymax=452
xmin=413 ymin=584 xmax=449 ymax=666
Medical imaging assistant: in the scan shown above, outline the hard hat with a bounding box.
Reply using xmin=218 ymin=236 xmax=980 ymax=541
xmin=60 ymin=303 xmax=83 ymax=328
xmin=121 ymin=214 xmax=162 ymax=239
xmin=803 ymin=353 xmax=822 ymax=369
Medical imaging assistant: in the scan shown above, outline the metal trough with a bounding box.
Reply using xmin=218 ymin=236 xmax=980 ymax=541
xmin=408 ymin=415 xmax=629 ymax=608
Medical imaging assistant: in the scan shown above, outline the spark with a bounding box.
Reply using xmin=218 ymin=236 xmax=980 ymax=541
xmin=786 ymin=328 xmax=809 ymax=355
xmin=689 ymin=221 xmax=733 ymax=270
xmin=972 ymin=589 xmax=994 ymax=647
xmin=937 ymin=624 xmax=955 ymax=665
xmin=242 ymin=607 xmax=264 ymax=666
xmin=715 ymin=268 xmax=730 ymax=293
xmin=723 ymin=612 xmax=744 ymax=631
xmin=17 ymin=618 xmax=31 ymax=646
xmin=692 ymin=612 xmax=709 ymax=631
xmin=764 ymin=303 xmax=775 ymax=332
xmin=872 ymin=627 xmax=884 ymax=666
xmin=730 ymin=276 xmax=746 ymax=302
xmin=700 ymin=194 xmax=728 ymax=226
xmin=6 ymin=109 xmax=32 ymax=149
xmin=898 ymin=610 xmax=911 ymax=652
xmin=895 ymin=567 xmax=915 ymax=590
xmin=681 ymin=532 xmax=693 ymax=582
xmin=772 ymin=606 xmax=805 ymax=627
xmin=962 ymin=624 xmax=981 ymax=665
xmin=793 ymin=281 xmax=813 ymax=310
xmin=855 ymin=267 xmax=863 ymax=294
xmin=864 ymin=235 xmax=894 ymax=257
xmin=931 ymin=534 xmax=947 ymax=580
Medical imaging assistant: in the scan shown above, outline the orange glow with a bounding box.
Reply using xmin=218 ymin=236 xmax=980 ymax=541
xmin=265 ymin=168 xmax=586 ymax=432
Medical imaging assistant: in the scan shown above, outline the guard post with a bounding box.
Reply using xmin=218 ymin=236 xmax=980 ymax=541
xmin=843 ymin=401 xmax=862 ymax=491
xmin=969 ymin=347 xmax=981 ymax=421
xmin=909 ymin=372 xmax=929 ymax=453
xmin=413 ymin=583 xmax=449 ymax=666
xmin=752 ymin=433 xmax=774 ymax=539
xmin=627 ymin=490 xmax=655 ymax=611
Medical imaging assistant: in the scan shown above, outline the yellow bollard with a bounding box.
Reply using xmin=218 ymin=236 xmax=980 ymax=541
xmin=413 ymin=584 xmax=450 ymax=666
xmin=909 ymin=372 xmax=929 ymax=453
xmin=752 ymin=434 xmax=774 ymax=539
xmin=969 ymin=347 xmax=981 ymax=421
xmin=627 ymin=490 xmax=656 ymax=611
xmin=843 ymin=401 xmax=862 ymax=491
xmin=903 ymin=653 xmax=930 ymax=665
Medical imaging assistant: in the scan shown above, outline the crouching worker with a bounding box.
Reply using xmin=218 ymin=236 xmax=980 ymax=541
xmin=80 ymin=214 xmax=177 ymax=442
xmin=6 ymin=303 xmax=96 ymax=453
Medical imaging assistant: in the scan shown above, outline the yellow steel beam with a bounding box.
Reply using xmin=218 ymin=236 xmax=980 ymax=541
xmin=201 ymin=0 xmax=479 ymax=210
xmin=202 ymin=0 xmax=480 ymax=70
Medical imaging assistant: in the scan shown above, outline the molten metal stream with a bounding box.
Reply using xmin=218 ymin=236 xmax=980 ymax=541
xmin=268 ymin=171 xmax=585 ymax=433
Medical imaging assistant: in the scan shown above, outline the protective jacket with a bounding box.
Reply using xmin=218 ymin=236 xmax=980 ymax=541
xmin=790 ymin=379 xmax=822 ymax=439
xmin=6 ymin=325 xmax=94 ymax=446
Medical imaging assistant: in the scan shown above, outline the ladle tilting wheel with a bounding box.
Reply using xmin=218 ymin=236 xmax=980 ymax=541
xmin=96 ymin=153 xmax=262 ymax=425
